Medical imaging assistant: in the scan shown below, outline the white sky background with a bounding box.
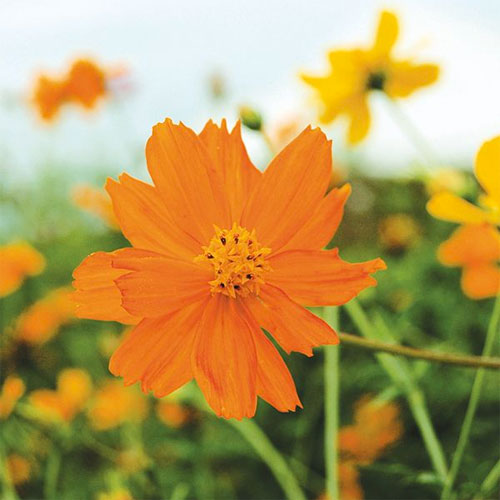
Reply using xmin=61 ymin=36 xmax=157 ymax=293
xmin=1 ymin=0 xmax=500 ymax=178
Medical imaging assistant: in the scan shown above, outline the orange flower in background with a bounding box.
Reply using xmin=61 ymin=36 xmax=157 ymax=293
xmin=88 ymin=379 xmax=148 ymax=430
xmin=428 ymin=136 xmax=500 ymax=226
xmin=0 ymin=241 xmax=45 ymax=298
xmin=156 ymin=399 xmax=190 ymax=428
xmin=29 ymin=368 xmax=92 ymax=422
xmin=301 ymin=10 xmax=439 ymax=144
xmin=6 ymin=454 xmax=31 ymax=486
xmin=73 ymin=118 xmax=385 ymax=419
xmin=32 ymin=57 xmax=110 ymax=121
xmin=438 ymin=224 xmax=500 ymax=300
xmin=378 ymin=214 xmax=420 ymax=251
xmin=317 ymin=463 xmax=364 ymax=500
xmin=65 ymin=59 xmax=106 ymax=109
xmin=72 ymin=184 xmax=119 ymax=229
xmin=339 ymin=396 xmax=403 ymax=465
xmin=0 ymin=375 xmax=26 ymax=419
xmin=16 ymin=287 xmax=75 ymax=344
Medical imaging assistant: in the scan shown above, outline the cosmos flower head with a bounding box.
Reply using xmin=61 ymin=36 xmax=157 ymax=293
xmin=32 ymin=58 xmax=110 ymax=122
xmin=438 ymin=224 xmax=500 ymax=300
xmin=73 ymin=118 xmax=385 ymax=419
xmin=0 ymin=241 xmax=45 ymax=298
xmin=428 ymin=136 xmax=500 ymax=226
xmin=301 ymin=10 xmax=439 ymax=144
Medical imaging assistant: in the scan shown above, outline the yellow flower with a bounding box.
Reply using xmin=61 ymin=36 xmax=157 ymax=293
xmin=0 ymin=241 xmax=45 ymax=298
xmin=15 ymin=287 xmax=75 ymax=344
xmin=87 ymin=380 xmax=148 ymax=431
xmin=424 ymin=167 xmax=468 ymax=197
xmin=0 ymin=376 xmax=26 ymax=419
xmin=72 ymin=183 xmax=119 ymax=229
xmin=6 ymin=454 xmax=31 ymax=485
xmin=97 ymin=488 xmax=134 ymax=500
xmin=29 ymin=368 xmax=92 ymax=423
xmin=428 ymin=136 xmax=500 ymax=225
xmin=378 ymin=214 xmax=420 ymax=251
xmin=301 ymin=10 xmax=439 ymax=144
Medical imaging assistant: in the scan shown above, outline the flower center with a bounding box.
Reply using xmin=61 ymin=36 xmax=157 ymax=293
xmin=195 ymin=223 xmax=272 ymax=298
xmin=366 ymin=71 xmax=386 ymax=91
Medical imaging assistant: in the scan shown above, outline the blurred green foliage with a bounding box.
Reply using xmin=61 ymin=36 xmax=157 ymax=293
xmin=0 ymin=165 xmax=498 ymax=500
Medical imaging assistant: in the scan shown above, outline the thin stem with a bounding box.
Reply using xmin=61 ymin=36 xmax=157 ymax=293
xmin=441 ymin=293 xmax=500 ymax=499
xmin=344 ymin=300 xmax=448 ymax=481
xmin=227 ymin=419 xmax=307 ymax=500
xmin=382 ymin=95 xmax=439 ymax=169
xmin=260 ymin=128 xmax=277 ymax=156
xmin=324 ymin=307 xmax=340 ymax=500
xmin=338 ymin=332 xmax=500 ymax=370
xmin=0 ymin=445 xmax=19 ymax=500
xmin=44 ymin=449 xmax=61 ymax=500
xmin=186 ymin=388 xmax=305 ymax=500
xmin=477 ymin=459 xmax=500 ymax=499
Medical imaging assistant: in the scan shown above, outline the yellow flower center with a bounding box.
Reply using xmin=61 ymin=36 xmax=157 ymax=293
xmin=195 ymin=223 xmax=272 ymax=298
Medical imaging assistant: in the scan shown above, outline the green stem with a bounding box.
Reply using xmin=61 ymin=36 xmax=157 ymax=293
xmin=383 ymin=95 xmax=439 ymax=169
xmin=344 ymin=300 xmax=448 ymax=481
xmin=477 ymin=459 xmax=500 ymax=499
xmin=228 ymin=418 xmax=306 ymax=500
xmin=0 ymin=444 xmax=19 ymax=500
xmin=441 ymin=293 xmax=500 ymax=499
xmin=44 ymin=449 xmax=61 ymax=500
xmin=323 ymin=307 xmax=340 ymax=500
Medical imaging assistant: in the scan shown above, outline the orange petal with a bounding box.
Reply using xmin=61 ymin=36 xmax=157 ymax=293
xmin=267 ymin=249 xmax=386 ymax=307
xmin=438 ymin=224 xmax=500 ymax=266
xmin=280 ymin=184 xmax=351 ymax=251
xmin=427 ymin=192 xmax=489 ymax=224
xmin=199 ymin=120 xmax=261 ymax=222
xmin=145 ymin=119 xmax=230 ymax=243
xmin=372 ymin=11 xmax=399 ymax=56
xmin=475 ymin=136 xmax=500 ymax=205
xmin=191 ymin=295 xmax=257 ymax=419
xmin=347 ymin=96 xmax=371 ymax=145
xmin=461 ymin=264 xmax=500 ymax=300
xmin=245 ymin=285 xmax=338 ymax=356
xmin=113 ymin=254 xmax=211 ymax=318
xmin=241 ymin=126 xmax=332 ymax=251
xmin=72 ymin=250 xmax=148 ymax=324
xmin=106 ymin=174 xmax=202 ymax=259
xmin=109 ymin=299 xmax=207 ymax=396
xmin=239 ymin=303 xmax=302 ymax=412
xmin=385 ymin=62 xmax=439 ymax=98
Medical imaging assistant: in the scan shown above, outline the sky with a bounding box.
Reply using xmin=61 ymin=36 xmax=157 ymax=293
xmin=1 ymin=0 xmax=500 ymax=177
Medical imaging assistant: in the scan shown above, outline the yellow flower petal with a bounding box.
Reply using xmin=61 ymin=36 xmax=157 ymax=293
xmin=347 ymin=96 xmax=371 ymax=144
xmin=475 ymin=135 xmax=500 ymax=205
xmin=372 ymin=11 xmax=399 ymax=56
xmin=427 ymin=192 xmax=489 ymax=224
xmin=385 ymin=62 xmax=439 ymax=98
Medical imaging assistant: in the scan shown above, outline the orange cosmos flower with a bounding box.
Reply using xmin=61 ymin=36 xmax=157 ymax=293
xmin=15 ymin=287 xmax=75 ymax=344
xmin=88 ymin=379 xmax=148 ymax=430
xmin=317 ymin=463 xmax=364 ymax=500
xmin=301 ymin=10 xmax=439 ymax=144
xmin=73 ymin=118 xmax=385 ymax=419
xmin=427 ymin=136 xmax=500 ymax=226
xmin=72 ymin=183 xmax=119 ymax=229
xmin=0 ymin=375 xmax=26 ymax=419
xmin=6 ymin=454 xmax=31 ymax=486
xmin=438 ymin=224 xmax=500 ymax=300
xmin=65 ymin=58 xmax=107 ymax=109
xmin=339 ymin=396 xmax=403 ymax=465
xmin=156 ymin=399 xmax=190 ymax=428
xmin=32 ymin=75 xmax=68 ymax=121
xmin=32 ymin=57 xmax=109 ymax=121
xmin=0 ymin=241 xmax=45 ymax=298
xmin=29 ymin=368 xmax=92 ymax=422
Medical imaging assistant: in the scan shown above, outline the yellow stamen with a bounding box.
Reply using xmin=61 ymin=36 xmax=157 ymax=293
xmin=195 ymin=223 xmax=272 ymax=298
